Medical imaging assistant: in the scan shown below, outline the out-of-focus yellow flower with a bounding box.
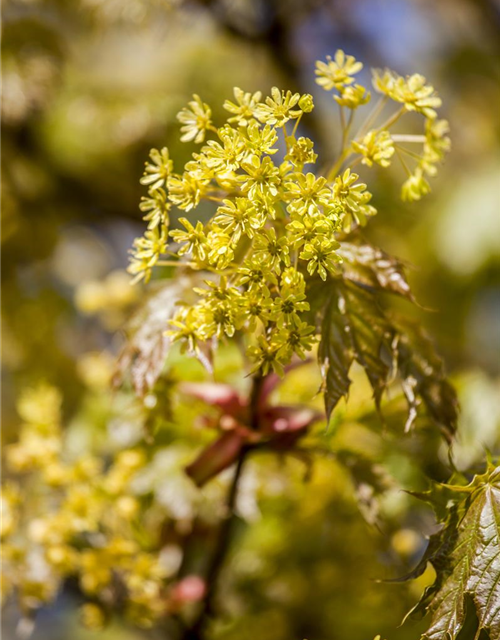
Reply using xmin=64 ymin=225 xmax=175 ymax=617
xmin=77 ymin=351 xmax=114 ymax=389
xmin=106 ymin=269 xmax=139 ymax=306
xmin=352 ymin=130 xmax=395 ymax=168
xmin=401 ymin=167 xmax=431 ymax=202
xmin=80 ymin=603 xmax=106 ymax=630
xmin=17 ymin=384 xmax=62 ymax=428
xmin=75 ymin=280 xmax=108 ymax=314
xmin=372 ymin=69 xmax=442 ymax=119
xmin=315 ymin=50 xmax=363 ymax=91
xmin=335 ymin=84 xmax=370 ymax=109
xmin=391 ymin=528 xmax=421 ymax=557
xmin=1 ymin=484 xmax=20 ymax=538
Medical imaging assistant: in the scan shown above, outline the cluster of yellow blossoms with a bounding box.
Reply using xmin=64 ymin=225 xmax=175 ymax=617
xmin=128 ymin=50 xmax=449 ymax=376
xmin=1 ymin=385 xmax=169 ymax=628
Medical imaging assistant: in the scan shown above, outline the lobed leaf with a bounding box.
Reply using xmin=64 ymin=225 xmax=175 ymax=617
xmin=114 ymin=277 xmax=201 ymax=395
xmin=393 ymin=316 xmax=458 ymax=442
xmin=317 ymin=277 xmax=457 ymax=441
xmin=337 ymin=236 xmax=414 ymax=300
xmin=404 ymin=466 xmax=500 ymax=640
xmin=318 ymin=280 xmax=396 ymax=422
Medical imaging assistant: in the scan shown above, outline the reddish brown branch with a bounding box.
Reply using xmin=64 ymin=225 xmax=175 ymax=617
xmin=182 ymin=374 xmax=264 ymax=640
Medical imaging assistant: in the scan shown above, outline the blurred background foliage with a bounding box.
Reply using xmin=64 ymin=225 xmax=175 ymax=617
xmin=2 ymin=1 xmax=500 ymax=639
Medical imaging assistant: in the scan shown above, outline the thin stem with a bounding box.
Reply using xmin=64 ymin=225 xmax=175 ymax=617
xmin=342 ymin=110 xmax=354 ymax=152
xmin=339 ymin=105 xmax=346 ymax=147
xmin=375 ymin=105 xmax=406 ymax=132
xmin=391 ymin=134 xmax=426 ymax=143
xmin=346 ymin=155 xmax=362 ymax=171
xmin=355 ymin=95 xmax=388 ymax=139
xmin=291 ymin=113 xmax=302 ymax=138
xmin=156 ymin=260 xmax=196 ymax=268
xmin=282 ymin=123 xmax=290 ymax=153
xmin=326 ymin=149 xmax=353 ymax=182
xmin=395 ymin=146 xmax=412 ymax=177
xmin=394 ymin=145 xmax=423 ymax=161
xmin=326 ymin=108 xmax=355 ymax=181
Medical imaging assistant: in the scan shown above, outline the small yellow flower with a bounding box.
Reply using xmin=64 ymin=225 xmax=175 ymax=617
xmin=351 ymin=130 xmax=394 ymax=167
xmin=401 ymin=167 xmax=431 ymax=202
xmin=236 ymin=256 xmax=278 ymax=290
xmin=139 ymin=187 xmax=170 ymax=229
xmin=335 ymin=84 xmax=370 ymax=109
xmin=421 ymin=118 xmax=450 ymax=176
xmin=253 ymin=227 xmax=290 ymax=274
xmin=255 ymin=87 xmax=302 ymax=127
xmin=332 ymin=169 xmax=377 ymax=230
xmin=285 ymin=172 xmax=332 ymax=216
xmin=372 ymin=69 xmax=442 ymax=118
xmin=170 ymin=218 xmax=208 ymax=262
xmin=285 ymin=136 xmax=317 ymax=167
xmin=213 ymin=197 xmax=266 ymax=243
xmin=167 ymin=172 xmax=208 ymax=211
xmin=315 ymin=50 xmax=363 ymax=91
xmin=247 ymin=335 xmax=285 ymax=377
xmin=177 ymin=94 xmax=213 ymax=143
xmin=202 ymin=125 xmax=247 ymax=173
xmin=299 ymin=237 xmax=342 ymax=280
xmin=207 ymin=228 xmax=235 ymax=270
xmin=140 ymin=147 xmax=173 ymax=189
xmin=275 ymin=320 xmax=317 ymax=360
xmin=238 ymin=155 xmax=280 ymax=199
xmin=298 ymin=93 xmax=314 ymax=113
xmin=223 ymin=87 xmax=262 ymax=126
xmin=127 ymin=226 xmax=168 ymax=283
xmin=242 ymin=120 xmax=279 ymax=157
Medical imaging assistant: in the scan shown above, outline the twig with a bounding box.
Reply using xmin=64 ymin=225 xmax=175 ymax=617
xmin=182 ymin=374 xmax=263 ymax=639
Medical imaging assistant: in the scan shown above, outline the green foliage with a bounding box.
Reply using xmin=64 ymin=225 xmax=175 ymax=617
xmin=403 ymin=465 xmax=500 ymax=640
xmin=1 ymin=47 xmax=478 ymax=640
xmin=315 ymin=243 xmax=457 ymax=439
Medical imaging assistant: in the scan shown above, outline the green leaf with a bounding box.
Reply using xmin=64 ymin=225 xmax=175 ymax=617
xmin=407 ymin=476 xmax=469 ymax=523
xmin=337 ymin=235 xmax=414 ymax=300
xmin=393 ymin=316 xmax=458 ymax=442
xmin=114 ymin=277 xmax=205 ymax=395
xmin=318 ymin=281 xmax=396 ymax=421
xmin=318 ymin=286 xmax=353 ymax=420
xmin=341 ymin=282 xmax=395 ymax=408
xmin=406 ymin=466 xmax=500 ymax=640
xmin=315 ymin=261 xmax=457 ymax=440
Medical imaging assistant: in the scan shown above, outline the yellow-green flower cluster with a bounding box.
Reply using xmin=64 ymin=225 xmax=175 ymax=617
xmin=128 ymin=51 xmax=449 ymax=374
xmin=370 ymin=67 xmax=449 ymax=201
xmin=315 ymin=50 xmax=370 ymax=109
xmin=372 ymin=69 xmax=442 ymax=119
xmin=2 ymin=384 xmax=169 ymax=627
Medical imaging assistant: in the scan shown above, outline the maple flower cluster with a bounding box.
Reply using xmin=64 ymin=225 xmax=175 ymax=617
xmin=2 ymin=385 xmax=169 ymax=628
xmin=128 ymin=50 xmax=449 ymax=376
